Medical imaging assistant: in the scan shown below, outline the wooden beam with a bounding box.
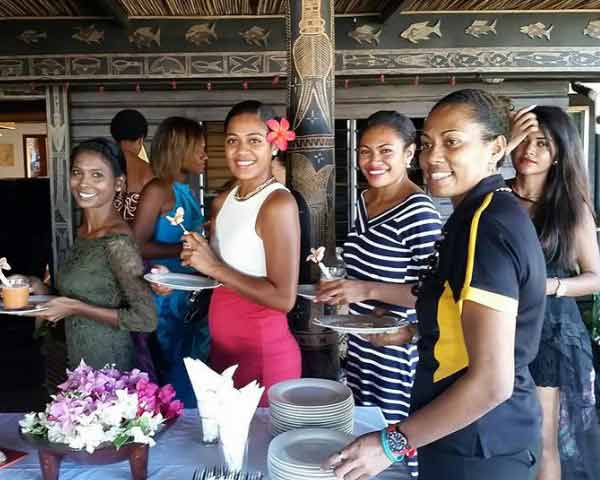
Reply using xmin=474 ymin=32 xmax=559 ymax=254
xmin=380 ymin=0 xmax=410 ymax=23
xmin=93 ymin=0 xmax=129 ymax=28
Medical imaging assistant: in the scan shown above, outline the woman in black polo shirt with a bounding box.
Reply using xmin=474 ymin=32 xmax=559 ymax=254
xmin=326 ymin=89 xmax=546 ymax=479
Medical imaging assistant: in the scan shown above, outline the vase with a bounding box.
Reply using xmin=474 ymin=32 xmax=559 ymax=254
xmin=20 ymin=417 xmax=177 ymax=480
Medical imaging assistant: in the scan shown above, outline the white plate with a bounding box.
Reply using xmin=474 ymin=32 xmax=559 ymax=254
xmin=268 ymin=429 xmax=354 ymax=470
xmin=143 ymin=272 xmax=219 ymax=291
xmin=269 ymin=378 xmax=352 ymax=408
xmin=312 ymin=314 xmax=409 ymax=335
xmin=297 ymin=284 xmax=317 ymax=300
xmin=0 ymin=295 xmax=55 ymax=316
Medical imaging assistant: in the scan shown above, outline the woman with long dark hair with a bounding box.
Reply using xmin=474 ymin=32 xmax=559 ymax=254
xmin=326 ymin=89 xmax=546 ymax=480
xmin=508 ymin=105 xmax=600 ymax=480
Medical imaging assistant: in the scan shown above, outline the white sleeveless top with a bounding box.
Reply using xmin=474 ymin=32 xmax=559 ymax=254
xmin=214 ymin=182 xmax=288 ymax=277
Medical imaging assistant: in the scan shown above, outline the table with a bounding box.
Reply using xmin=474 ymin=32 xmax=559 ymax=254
xmin=0 ymin=407 xmax=393 ymax=479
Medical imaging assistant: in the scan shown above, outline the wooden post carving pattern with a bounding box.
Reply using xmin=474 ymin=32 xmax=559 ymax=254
xmin=287 ymin=0 xmax=339 ymax=379
xmin=45 ymin=85 xmax=73 ymax=277
xmin=287 ymin=0 xmax=336 ymax=265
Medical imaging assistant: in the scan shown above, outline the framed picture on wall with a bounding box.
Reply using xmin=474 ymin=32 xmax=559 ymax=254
xmin=23 ymin=134 xmax=47 ymax=178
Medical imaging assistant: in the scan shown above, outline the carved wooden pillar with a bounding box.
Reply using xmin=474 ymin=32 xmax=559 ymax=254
xmin=45 ymin=85 xmax=73 ymax=278
xmin=287 ymin=0 xmax=338 ymax=379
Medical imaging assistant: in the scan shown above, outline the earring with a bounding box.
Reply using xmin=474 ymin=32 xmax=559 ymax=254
xmin=553 ymin=160 xmax=558 ymax=165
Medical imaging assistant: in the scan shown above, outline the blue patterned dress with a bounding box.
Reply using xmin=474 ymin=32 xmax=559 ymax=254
xmin=152 ymin=182 xmax=210 ymax=407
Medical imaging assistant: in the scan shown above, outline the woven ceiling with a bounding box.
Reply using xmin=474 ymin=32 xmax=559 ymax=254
xmin=1 ymin=0 xmax=599 ymax=17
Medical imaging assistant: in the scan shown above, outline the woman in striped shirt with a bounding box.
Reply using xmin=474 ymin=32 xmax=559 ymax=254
xmin=316 ymin=111 xmax=441 ymax=450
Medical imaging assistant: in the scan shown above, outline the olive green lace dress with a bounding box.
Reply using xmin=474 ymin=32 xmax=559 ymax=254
xmin=56 ymin=234 xmax=157 ymax=370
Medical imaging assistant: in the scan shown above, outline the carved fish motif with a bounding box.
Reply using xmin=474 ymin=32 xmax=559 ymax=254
xmin=112 ymin=59 xmax=143 ymax=74
xmin=584 ymin=20 xmax=600 ymax=40
xmin=0 ymin=60 xmax=24 ymax=77
xmin=72 ymin=25 xmax=104 ymax=45
xmin=465 ymin=19 xmax=497 ymax=39
xmin=240 ymin=26 xmax=270 ymax=48
xmin=520 ymin=22 xmax=553 ymax=40
xmin=186 ymin=23 xmax=218 ymax=46
xmin=129 ymin=27 xmax=161 ymax=48
xmin=72 ymin=57 xmax=102 ymax=75
xmin=17 ymin=30 xmax=47 ymax=45
xmin=400 ymin=20 xmax=442 ymax=44
xmin=34 ymin=59 xmax=65 ymax=76
xmin=348 ymin=24 xmax=383 ymax=46
xmin=149 ymin=56 xmax=185 ymax=75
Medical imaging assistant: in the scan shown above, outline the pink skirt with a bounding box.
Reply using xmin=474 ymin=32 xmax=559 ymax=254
xmin=208 ymin=286 xmax=301 ymax=406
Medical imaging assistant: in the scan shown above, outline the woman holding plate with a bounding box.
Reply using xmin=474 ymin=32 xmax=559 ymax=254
xmin=30 ymin=138 xmax=156 ymax=371
xmin=181 ymin=100 xmax=301 ymax=406
xmin=316 ymin=111 xmax=441 ymax=477
xmin=326 ymin=89 xmax=547 ymax=480
xmin=133 ymin=116 xmax=209 ymax=407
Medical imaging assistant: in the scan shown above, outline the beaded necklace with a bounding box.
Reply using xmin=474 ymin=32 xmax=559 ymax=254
xmin=234 ymin=177 xmax=276 ymax=201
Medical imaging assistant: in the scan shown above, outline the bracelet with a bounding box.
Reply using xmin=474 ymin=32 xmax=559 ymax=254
xmin=379 ymin=429 xmax=404 ymax=463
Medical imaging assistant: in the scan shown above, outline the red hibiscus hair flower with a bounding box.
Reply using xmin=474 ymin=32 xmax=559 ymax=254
xmin=265 ymin=118 xmax=296 ymax=152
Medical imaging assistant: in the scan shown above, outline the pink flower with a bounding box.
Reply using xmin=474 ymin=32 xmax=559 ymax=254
xmin=158 ymin=384 xmax=176 ymax=405
xmin=164 ymin=400 xmax=184 ymax=420
xmin=266 ymin=118 xmax=296 ymax=152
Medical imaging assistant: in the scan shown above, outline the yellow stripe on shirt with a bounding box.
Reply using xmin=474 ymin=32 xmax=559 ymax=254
xmin=434 ymin=192 xmax=518 ymax=382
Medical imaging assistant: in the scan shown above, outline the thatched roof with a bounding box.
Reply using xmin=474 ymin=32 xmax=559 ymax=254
xmin=1 ymin=0 xmax=599 ymax=17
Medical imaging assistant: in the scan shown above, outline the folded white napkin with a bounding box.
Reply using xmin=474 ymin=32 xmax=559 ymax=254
xmin=184 ymin=358 xmax=237 ymax=442
xmin=184 ymin=357 xmax=264 ymax=471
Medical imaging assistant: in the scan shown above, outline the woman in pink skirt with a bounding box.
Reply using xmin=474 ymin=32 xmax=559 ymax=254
xmin=181 ymin=101 xmax=301 ymax=405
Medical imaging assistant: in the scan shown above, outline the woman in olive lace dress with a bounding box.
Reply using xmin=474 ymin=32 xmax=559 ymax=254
xmin=32 ymin=138 xmax=157 ymax=370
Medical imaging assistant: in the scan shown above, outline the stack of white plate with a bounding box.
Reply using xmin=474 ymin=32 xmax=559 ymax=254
xmin=268 ymin=428 xmax=354 ymax=480
xmin=269 ymin=378 xmax=354 ymax=436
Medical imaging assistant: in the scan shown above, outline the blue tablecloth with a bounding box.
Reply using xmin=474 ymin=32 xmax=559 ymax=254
xmin=0 ymin=407 xmax=388 ymax=479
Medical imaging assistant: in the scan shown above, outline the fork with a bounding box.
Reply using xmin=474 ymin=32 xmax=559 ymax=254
xmin=192 ymin=467 xmax=263 ymax=480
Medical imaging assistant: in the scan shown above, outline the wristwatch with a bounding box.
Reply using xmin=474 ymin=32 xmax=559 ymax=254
xmin=380 ymin=424 xmax=417 ymax=462
xmin=554 ymin=278 xmax=567 ymax=297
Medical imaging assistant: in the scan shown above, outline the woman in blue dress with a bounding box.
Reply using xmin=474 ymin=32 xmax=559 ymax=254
xmin=316 ymin=111 xmax=441 ymax=478
xmin=508 ymin=105 xmax=600 ymax=480
xmin=133 ymin=116 xmax=209 ymax=407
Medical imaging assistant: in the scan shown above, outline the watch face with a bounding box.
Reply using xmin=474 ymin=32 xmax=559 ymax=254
xmin=387 ymin=429 xmax=408 ymax=454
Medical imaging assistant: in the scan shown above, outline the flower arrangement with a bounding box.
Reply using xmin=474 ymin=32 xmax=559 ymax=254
xmin=266 ymin=117 xmax=296 ymax=152
xmin=19 ymin=361 xmax=183 ymax=453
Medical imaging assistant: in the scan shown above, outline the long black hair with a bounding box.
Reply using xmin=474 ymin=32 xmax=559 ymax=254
xmin=524 ymin=106 xmax=594 ymax=270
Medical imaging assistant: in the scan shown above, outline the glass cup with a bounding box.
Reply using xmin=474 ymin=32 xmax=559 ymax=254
xmin=320 ymin=267 xmax=347 ymax=315
xmin=1 ymin=277 xmax=30 ymax=309
xmin=198 ymin=400 xmax=219 ymax=445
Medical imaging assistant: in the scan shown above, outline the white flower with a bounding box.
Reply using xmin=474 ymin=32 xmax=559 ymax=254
xmin=72 ymin=423 xmax=107 ymax=453
xmin=306 ymin=246 xmax=326 ymax=263
xmin=19 ymin=413 xmax=38 ymax=431
xmin=128 ymin=426 xmax=156 ymax=447
xmin=116 ymin=390 xmax=139 ymax=420
xmin=0 ymin=257 xmax=11 ymax=271
xmin=98 ymin=403 xmax=124 ymax=427
xmin=165 ymin=207 xmax=185 ymax=226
